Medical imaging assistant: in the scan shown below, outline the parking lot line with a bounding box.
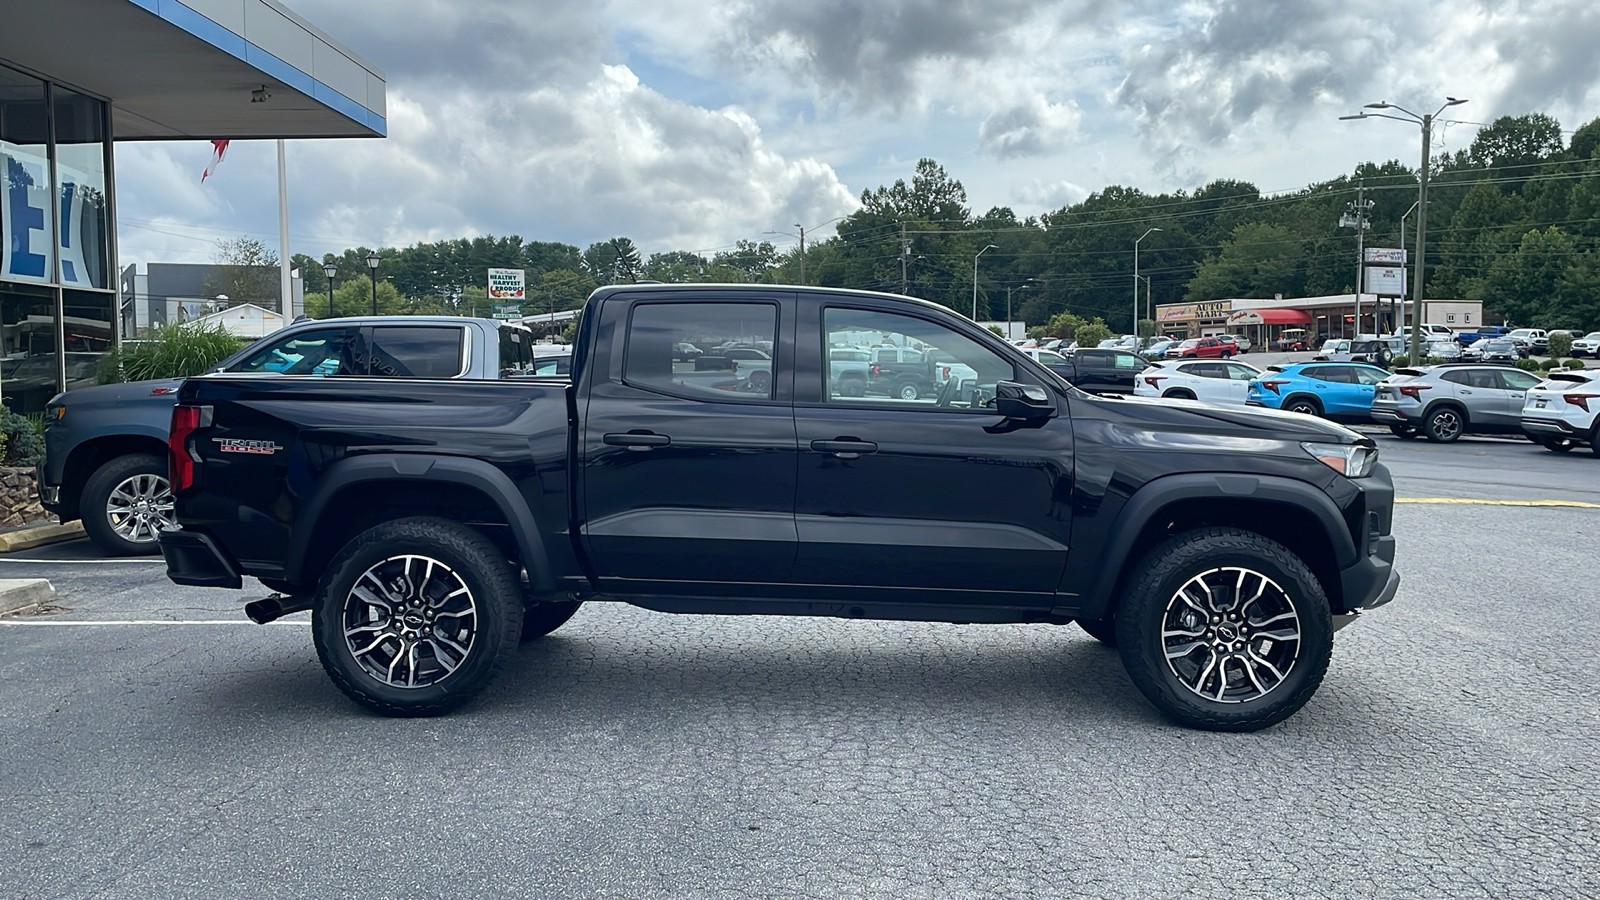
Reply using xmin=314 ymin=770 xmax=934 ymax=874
xmin=0 ymin=619 xmax=306 ymax=626
xmin=1397 ymin=498 xmax=1600 ymax=509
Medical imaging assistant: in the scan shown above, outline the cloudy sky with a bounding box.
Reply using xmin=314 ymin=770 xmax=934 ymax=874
xmin=115 ymin=0 xmax=1600 ymax=268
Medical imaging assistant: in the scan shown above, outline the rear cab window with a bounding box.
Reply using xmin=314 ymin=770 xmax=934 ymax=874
xmin=366 ymin=326 xmax=467 ymax=378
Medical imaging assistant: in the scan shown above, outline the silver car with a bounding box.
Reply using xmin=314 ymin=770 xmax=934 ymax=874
xmin=1371 ymin=364 xmax=1545 ymax=442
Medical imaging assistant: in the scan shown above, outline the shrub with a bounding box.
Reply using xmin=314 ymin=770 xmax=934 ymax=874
xmin=118 ymin=324 xmax=245 ymax=382
xmin=1073 ymin=321 xmax=1114 ymax=349
xmin=1564 ymin=358 xmax=1584 ymax=370
xmin=1547 ymin=332 xmax=1573 ymax=358
xmin=1539 ymin=358 xmax=1560 ymax=371
xmin=1515 ymin=358 xmax=1541 ymax=372
xmin=1 ymin=408 xmax=44 ymax=468
xmin=1392 ymin=355 xmax=1410 ymax=368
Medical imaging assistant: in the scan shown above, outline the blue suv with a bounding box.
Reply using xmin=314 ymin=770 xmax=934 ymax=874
xmin=1247 ymin=362 xmax=1389 ymax=423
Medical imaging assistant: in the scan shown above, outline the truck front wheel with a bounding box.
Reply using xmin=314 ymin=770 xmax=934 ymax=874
xmin=1114 ymin=527 xmax=1333 ymax=732
xmin=312 ymin=517 xmax=522 ymax=717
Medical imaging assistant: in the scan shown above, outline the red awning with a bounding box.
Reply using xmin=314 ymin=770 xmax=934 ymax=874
xmin=1228 ymin=308 xmax=1313 ymax=326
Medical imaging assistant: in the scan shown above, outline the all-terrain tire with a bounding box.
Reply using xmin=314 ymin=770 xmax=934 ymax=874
xmin=1114 ymin=527 xmax=1334 ymax=732
xmin=312 ymin=517 xmax=522 ymax=717
xmin=79 ymin=453 xmax=173 ymax=556
xmin=521 ymin=601 xmax=582 ymax=642
xmin=1076 ymin=617 xmax=1118 ymax=647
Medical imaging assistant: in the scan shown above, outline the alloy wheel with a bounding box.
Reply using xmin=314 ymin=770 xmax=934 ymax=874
xmin=1430 ymin=410 xmax=1462 ymax=441
xmin=105 ymin=473 xmax=175 ymax=544
xmin=341 ymin=555 xmax=479 ymax=689
xmin=1160 ymin=566 xmax=1302 ymax=704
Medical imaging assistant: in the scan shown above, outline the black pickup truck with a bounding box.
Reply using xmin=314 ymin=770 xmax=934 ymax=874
xmin=160 ymin=285 xmax=1399 ymax=731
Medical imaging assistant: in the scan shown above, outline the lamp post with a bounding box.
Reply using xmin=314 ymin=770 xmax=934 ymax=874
xmin=1006 ymin=279 xmax=1035 ymax=339
xmin=972 ymin=244 xmax=997 ymax=319
xmin=1134 ymin=228 xmax=1161 ymax=337
xmin=322 ymin=261 xmax=338 ymax=319
xmin=1341 ymin=96 xmax=1467 ymax=362
xmin=1396 ymin=200 xmax=1419 ymax=333
xmin=364 ymin=251 xmax=380 ymax=316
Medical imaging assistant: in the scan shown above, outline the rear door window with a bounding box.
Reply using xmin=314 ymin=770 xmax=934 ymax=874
xmin=366 ymin=326 xmax=466 ymax=378
xmin=231 ymin=327 xmax=362 ymax=375
xmin=625 ymin=302 xmax=779 ymax=400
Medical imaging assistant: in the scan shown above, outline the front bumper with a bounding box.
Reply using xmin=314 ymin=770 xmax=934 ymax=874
xmin=158 ymin=529 xmax=243 ymax=589
xmin=1340 ymin=535 xmax=1399 ymax=612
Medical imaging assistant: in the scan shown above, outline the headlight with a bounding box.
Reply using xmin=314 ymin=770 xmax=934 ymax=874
xmin=1301 ymin=442 xmax=1378 ymax=478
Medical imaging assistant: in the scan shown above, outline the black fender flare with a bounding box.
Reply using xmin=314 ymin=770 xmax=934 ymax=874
xmin=285 ymin=453 xmax=553 ymax=591
xmin=1073 ymin=472 xmax=1355 ymax=620
xmin=1280 ymin=392 xmax=1322 ymax=414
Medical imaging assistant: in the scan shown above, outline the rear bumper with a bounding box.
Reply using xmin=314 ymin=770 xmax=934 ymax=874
xmin=158 ymin=529 xmax=243 ymax=589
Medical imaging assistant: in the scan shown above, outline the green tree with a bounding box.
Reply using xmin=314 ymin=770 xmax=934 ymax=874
xmin=1482 ymin=227 xmax=1574 ymax=324
xmin=1468 ymin=113 xmax=1565 ymax=170
xmin=582 ymin=237 xmax=643 ymax=284
xmin=205 ymin=237 xmax=280 ymax=308
xmin=1073 ymin=319 xmax=1113 ymax=348
xmin=1185 ymin=223 xmax=1300 ymax=301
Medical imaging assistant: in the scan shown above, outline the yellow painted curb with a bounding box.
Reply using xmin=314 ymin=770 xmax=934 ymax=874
xmin=1397 ymin=498 xmax=1600 ymax=509
xmin=0 ymin=521 xmax=86 ymax=553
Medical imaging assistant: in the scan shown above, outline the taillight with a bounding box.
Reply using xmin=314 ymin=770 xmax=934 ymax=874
xmin=942 ymin=366 xmax=951 ymax=380
xmin=1397 ymin=384 xmax=1431 ymax=400
xmin=168 ymin=405 xmax=207 ymax=492
xmin=1261 ymin=380 xmax=1288 ymax=394
xmin=1566 ymin=394 xmax=1599 ymax=412
xmin=871 ymin=364 xmax=880 ymax=377
xmin=1143 ymin=376 xmax=1166 ymax=387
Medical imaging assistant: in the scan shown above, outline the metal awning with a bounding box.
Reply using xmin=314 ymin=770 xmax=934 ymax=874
xmin=0 ymin=0 xmax=385 ymax=139
xmin=1228 ymin=309 xmax=1313 ymax=326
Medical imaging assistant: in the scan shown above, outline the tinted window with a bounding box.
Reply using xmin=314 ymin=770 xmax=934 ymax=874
xmin=824 ymin=307 xmax=1013 ymax=408
xmin=1305 ymin=366 xmax=1352 ymax=383
xmin=1441 ymin=370 xmax=1472 ymax=386
xmin=625 ymin=302 xmax=778 ymax=400
xmin=1035 ymin=350 xmax=1069 ymax=366
xmin=1186 ymin=363 xmax=1225 ymax=379
xmin=367 ymin=326 xmax=465 ymax=378
xmin=1076 ymin=350 xmax=1110 ymax=366
xmin=232 ymin=327 xmax=361 ymax=376
xmin=499 ymin=326 xmax=532 ymax=376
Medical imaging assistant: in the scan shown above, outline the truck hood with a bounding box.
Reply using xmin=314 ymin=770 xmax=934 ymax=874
xmin=1093 ymin=393 xmax=1369 ymax=444
xmin=55 ymin=378 xmax=185 ymax=409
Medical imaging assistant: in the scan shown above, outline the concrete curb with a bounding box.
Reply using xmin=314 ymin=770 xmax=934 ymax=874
xmin=0 ymin=521 xmax=86 ymax=553
xmin=0 ymin=578 xmax=56 ymax=616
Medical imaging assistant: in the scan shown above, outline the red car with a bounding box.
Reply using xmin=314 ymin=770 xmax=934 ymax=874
xmin=1164 ymin=337 xmax=1234 ymax=359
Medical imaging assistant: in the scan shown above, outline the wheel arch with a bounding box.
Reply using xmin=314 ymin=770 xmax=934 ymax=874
xmin=60 ymin=432 xmax=169 ymax=519
xmin=1072 ymin=474 xmax=1354 ymax=623
xmin=285 ymin=454 xmax=552 ymax=592
xmin=1281 ymin=392 xmax=1322 ymax=414
xmin=1423 ymin=398 xmax=1470 ymax=424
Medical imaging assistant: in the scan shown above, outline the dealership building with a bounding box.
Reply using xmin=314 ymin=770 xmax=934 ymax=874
xmin=0 ymin=0 xmax=385 ymax=413
xmin=1155 ymin=294 xmax=1486 ymax=346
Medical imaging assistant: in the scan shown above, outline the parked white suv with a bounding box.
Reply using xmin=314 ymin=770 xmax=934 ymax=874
xmin=1571 ymin=332 xmax=1600 ymax=357
xmin=1520 ymin=370 xmax=1600 ymax=455
xmin=1133 ymin=359 xmax=1264 ymax=405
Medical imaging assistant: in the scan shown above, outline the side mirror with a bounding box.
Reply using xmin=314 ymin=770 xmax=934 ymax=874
xmin=994 ymin=381 xmax=1053 ymax=420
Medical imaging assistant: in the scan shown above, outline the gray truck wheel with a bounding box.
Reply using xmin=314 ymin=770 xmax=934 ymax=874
xmin=521 ymin=601 xmax=582 ymax=642
xmin=312 ymin=517 xmax=522 ymax=717
xmin=895 ymin=381 xmax=921 ymax=401
xmin=839 ymin=377 xmax=866 ymax=398
xmin=79 ymin=453 xmax=174 ymax=556
xmin=1114 ymin=527 xmax=1333 ymax=732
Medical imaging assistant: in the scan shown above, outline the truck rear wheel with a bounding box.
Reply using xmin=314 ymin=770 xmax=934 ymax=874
xmin=80 ymin=453 xmax=175 ymax=556
xmin=1114 ymin=527 xmax=1333 ymax=732
xmin=312 ymin=517 xmax=522 ymax=717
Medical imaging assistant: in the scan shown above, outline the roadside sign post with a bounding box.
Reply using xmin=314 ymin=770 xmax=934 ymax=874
xmin=487 ymin=268 xmax=526 ymax=320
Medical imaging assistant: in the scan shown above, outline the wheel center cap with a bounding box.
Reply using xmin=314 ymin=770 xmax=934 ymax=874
xmin=403 ymin=613 xmax=424 ymax=628
xmin=1216 ymin=623 xmax=1240 ymax=642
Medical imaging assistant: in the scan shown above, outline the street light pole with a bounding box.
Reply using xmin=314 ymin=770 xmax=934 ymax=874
xmin=1341 ymin=97 xmax=1466 ymax=363
xmin=322 ymin=261 xmax=338 ymax=319
xmin=972 ymin=244 xmax=997 ymax=319
xmin=364 ymin=250 xmax=380 ymax=316
xmin=1134 ymin=228 xmax=1161 ymax=338
xmin=1397 ymin=200 xmax=1419 ymax=334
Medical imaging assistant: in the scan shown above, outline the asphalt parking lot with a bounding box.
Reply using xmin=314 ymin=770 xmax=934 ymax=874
xmin=2 ymin=435 xmax=1597 ymax=898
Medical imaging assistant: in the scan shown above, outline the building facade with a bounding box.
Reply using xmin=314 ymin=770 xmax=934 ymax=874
xmin=0 ymin=0 xmax=385 ymax=413
xmin=1156 ymin=294 xmax=1486 ymax=346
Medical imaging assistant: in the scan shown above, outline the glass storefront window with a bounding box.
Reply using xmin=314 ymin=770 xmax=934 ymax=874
xmin=54 ymin=89 xmax=109 ymax=290
xmin=1 ymin=281 xmax=59 ymax=414
xmin=0 ymin=66 xmax=56 ymax=287
xmin=63 ymin=289 xmax=114 ymax=393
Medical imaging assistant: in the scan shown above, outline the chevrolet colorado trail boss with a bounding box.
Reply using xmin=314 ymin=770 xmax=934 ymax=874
xmin=160 ymin=285 xmax=1400 ymax=731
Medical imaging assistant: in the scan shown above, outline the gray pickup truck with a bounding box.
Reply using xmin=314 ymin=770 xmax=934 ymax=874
xmin=42 ymin=315 xmax=540 ymax=555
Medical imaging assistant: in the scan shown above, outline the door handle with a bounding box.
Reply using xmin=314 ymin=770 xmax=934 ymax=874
xmin=604 ymin=432 xmax=671 ymax=451
xmin=811 ymin=439 xmax=878 ymax=459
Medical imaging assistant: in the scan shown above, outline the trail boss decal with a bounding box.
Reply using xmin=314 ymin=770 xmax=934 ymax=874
xmin=214 ymin=438 xmax=281 ymax=455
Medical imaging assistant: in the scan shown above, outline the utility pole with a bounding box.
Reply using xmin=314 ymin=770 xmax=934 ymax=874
xmin=1340 ymin=178 xmax=1372 ymax=338
xmin=1412 ymin=116 xmax=1433 ymax=364
xmin=795 ymin=224 xmax=806 ymax=286
xmin=1134 ymin=228 xmax=1161 ymax=339
xmin=899 ymin=223 xmax=911 ymax=295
